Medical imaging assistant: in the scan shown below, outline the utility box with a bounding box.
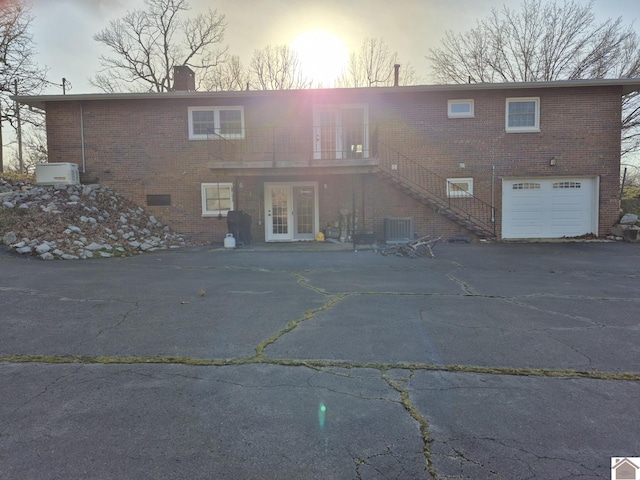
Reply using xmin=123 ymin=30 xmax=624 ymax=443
xmin=35 ymin=163 xmax=80 ymax=185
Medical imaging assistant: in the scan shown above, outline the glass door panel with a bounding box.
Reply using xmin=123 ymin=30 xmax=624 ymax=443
xmin=293 ymin=186 xmax=315 ymax=240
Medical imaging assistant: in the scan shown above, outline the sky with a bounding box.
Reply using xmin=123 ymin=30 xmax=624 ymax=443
xmin=28 ymin=0 xmax=640 ymax=95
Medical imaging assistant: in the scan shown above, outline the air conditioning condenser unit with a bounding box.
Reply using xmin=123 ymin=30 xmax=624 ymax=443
xmin=35 ymin=163 xmax=80 ymax=185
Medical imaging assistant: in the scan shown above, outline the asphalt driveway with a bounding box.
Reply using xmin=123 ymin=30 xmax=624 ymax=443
xmin=1 ymin=241 xmax=639 ymax=479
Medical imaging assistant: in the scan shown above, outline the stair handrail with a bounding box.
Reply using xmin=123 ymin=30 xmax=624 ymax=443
xmin=377 ymin=141 xmax=496 ymax=237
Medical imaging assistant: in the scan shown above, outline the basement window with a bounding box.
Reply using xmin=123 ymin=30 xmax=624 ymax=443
xmin=201 ymin=183 xmax=233 ymax=217
xmin=448 ymin=99 xmax=474 ymax=118
xmin=447 ymin=178 xmax=473 ymax=197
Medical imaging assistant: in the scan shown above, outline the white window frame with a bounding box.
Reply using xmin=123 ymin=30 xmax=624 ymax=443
xmin=189 ymin=106 xmax=245 ymax=140
xmin=505 ymin=97 xmax=540 ymax=133
xmin=448 ymin=99 xmax=474 ymax=118
xmin=447 ymin=178 xmax=473 ymax=198
xmin=201 ymin=183 xmax=234 ymax=217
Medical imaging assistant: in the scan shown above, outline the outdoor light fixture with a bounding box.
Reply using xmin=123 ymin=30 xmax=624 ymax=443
xmin=550 ymin=157 xmax=557 ymax=166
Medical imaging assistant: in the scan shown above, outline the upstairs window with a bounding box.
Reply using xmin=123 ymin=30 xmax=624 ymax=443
xmin=505 ymin=98 xmax=540 ymax=132
xmin=448 ymin=99 xmax=474 ymax=118
xmin=189 ymin=107 xmax=244 ymax=140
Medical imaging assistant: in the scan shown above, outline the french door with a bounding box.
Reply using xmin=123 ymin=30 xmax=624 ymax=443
xmin=313 ymin=105 xmax=369 ymax=160
xmin=265 ymin=182 xmax=318 ymax=241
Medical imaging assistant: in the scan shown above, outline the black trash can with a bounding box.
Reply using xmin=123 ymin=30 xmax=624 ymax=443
xmin=227 ymin=211 xmax=252 ymax=246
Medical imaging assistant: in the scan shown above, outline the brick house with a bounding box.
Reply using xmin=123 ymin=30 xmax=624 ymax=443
xmin=14 ymin=74 xmax=640 ymax=244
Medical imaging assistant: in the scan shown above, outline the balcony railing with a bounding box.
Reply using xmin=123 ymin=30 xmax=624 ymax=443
xmin=205 ymin=125 xmax=377 ymax=165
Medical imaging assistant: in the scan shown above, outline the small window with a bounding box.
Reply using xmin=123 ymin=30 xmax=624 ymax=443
xmin=506 ymin=98 xmax=540 ymax=132
xmin=512 ymin=182 xmax=541 ymax=190
xmin=553 ymin=181 xmax=581 ymax=189
xmin=146 ymin=194 xmax=171 ymax=206
xmin=201 ymin=183 xmax=233 ymax=216
xmin=189 ymin=107 xmax=244 ymax=140
xmin=447 ymin=178 xmax=473 ymax=197
xmin=448 ymin=99 xmax=474 ymax=118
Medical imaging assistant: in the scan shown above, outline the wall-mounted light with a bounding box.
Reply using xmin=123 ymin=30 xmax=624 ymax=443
xmin=459 ymin=162 xmax=465 ymax=169
xmin=550 ymin=157 xmax=557 ymax=166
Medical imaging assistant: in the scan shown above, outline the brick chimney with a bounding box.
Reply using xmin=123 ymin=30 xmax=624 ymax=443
xmin=173 ymin=65 xmax=196 ymax=91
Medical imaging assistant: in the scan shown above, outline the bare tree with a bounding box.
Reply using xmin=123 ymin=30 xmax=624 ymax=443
xmin=427 ymin=0 xmax=640 ymax=156
xmin=202 ymin=54 xmax=249 ymax=91
xmin=92 ymin=0 xmax=227 ymax=92
xmin=248 ymin=45 xmax=311 ymax=90
xmin=427 ymin=0 xmax=640 ymax=83
xmin=336 ymin=38 xmax=417 ymax=87
xmin=0 ymin=0 xmax=48 ymax=173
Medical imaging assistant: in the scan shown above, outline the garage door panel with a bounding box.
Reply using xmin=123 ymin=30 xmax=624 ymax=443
xmin=502 ymin=177 xmax=597 ymax=239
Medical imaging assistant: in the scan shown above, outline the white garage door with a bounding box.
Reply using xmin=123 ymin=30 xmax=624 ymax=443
xmin=502 ymin=177 xmax=599 ymax=239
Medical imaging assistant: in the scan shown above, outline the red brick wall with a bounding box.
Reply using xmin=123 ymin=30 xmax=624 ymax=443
xmin=43 ymin=85 xmax=622 ymax=243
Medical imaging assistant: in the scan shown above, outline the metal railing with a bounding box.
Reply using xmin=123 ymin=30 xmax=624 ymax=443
xmin=205 ymin=125 xmax=375 ymax=163
xmin=377 ymin=141 xmax=496 ymax=237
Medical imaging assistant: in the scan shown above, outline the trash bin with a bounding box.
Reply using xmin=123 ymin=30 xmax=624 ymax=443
xmin=227 ymin=211 xmax=252 ymax=246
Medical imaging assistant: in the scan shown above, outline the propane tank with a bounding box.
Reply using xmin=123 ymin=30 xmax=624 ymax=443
xmin=224 ymin=233 xmax=236 ymax=248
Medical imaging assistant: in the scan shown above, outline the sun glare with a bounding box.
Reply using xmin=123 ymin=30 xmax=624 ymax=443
xmin=291 ymin=30 xmax=349 ymax=87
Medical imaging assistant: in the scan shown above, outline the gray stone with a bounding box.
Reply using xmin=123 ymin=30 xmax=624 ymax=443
xmin=67 ymin=225 xmax=82 ymax=233
xmin=35 ymin=243 xmax=52 ymax=254
xmin=3 ymin=201 xmax=15 ymax=208
xmin=40 ymin=252 xmax=55 ymax=260
xmin=140 ymin=243 xmax=153 ymax=251
xmin=85 ymin=242 xmax=104 ymax=251
xmin=2 ymin=231 xmax=17 ymax=245
xmin=16 ymin=246 xmax=33 ymax=254
xmin=61 ymin=254 xmax=79 ymax=260
xmin=128 ymin=241 xmax=141 ymax=248
xmin=620 ymin=213 xmax=638 ymax=224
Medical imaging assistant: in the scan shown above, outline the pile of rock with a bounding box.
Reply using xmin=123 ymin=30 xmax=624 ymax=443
xmin=1 ymin=178 xmax=186 ymax=260
xmin=610 ymin=213 xmax=640 ymax=242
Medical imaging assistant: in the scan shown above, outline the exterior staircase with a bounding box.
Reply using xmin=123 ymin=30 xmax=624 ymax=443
xmin=377 ymin=142 xmax=496 ymax=239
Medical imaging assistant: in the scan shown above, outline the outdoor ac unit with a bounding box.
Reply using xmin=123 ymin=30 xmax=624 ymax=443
xmin=35 ymin=163 xmax=80 ymax=185
xmin=384 ymin=217 xmax=414 ymax=243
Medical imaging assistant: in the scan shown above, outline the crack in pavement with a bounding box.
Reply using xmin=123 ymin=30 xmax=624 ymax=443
xmin=3 ymin=263 xmax=640 ymax=479
xmin=0 ymin=363 xmax=85 ymax=436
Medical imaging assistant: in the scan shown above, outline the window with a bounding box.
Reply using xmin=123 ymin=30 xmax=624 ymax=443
xmin=189 ymin=107 xmax=244 ymax=140
xmin=553 ymin=181 xmax=581 ymax=189
xmin=201 ymin=183 xmax=233 ymax=216
xmin=448 ymin=99 xmax=474 ymax=118
xmin=512 ymin=182 xmax=541 ymax=190
xmin=447 ymin=178 xmax=473 ymax=198
xmin=506 ymin=98 xmax=540 ymax=132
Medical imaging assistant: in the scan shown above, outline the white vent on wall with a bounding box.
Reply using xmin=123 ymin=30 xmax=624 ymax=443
xmin=36 ymin=163 xmax=80 ymax=185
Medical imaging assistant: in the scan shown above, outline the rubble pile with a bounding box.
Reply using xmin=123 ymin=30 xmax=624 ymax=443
xmin=0 ymin=177 xmax=186 ymax=260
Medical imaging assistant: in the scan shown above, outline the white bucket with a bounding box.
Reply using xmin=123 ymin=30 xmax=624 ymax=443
xmin=224 ymin=233 xmax=236 ymax=249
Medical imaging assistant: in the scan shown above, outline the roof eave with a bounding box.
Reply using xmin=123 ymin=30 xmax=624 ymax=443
xmin=12 ymin=78 xmax=640 ymax=110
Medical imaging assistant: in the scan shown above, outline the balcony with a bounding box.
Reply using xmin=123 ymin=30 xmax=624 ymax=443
xmin=205 ymin=125 xmax=378 ymax=170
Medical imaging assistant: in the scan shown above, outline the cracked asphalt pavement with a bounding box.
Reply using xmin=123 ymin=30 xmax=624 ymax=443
xmin=1 ymin=241 xmax=639 ymax=479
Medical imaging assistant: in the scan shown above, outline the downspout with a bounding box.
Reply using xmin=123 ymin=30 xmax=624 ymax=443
xmin=491 ymin=165 xmax=496 ymax=235
xmin=79 ymin=103 xmax=86 ymax=174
